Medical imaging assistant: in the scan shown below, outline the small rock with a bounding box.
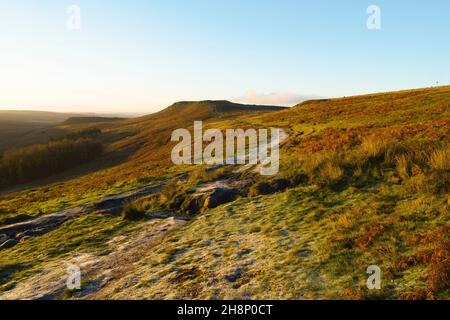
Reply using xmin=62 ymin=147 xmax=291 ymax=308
xmin=20 ymin=236 xmax=33 ymax=243
xmin=0 ymin=234 xmax=8 ymax=244
xmin=236 ymin=248 xmax=252 ymax=258
xmin=203 ymin=240 xmax=212 ymax=247
xmin=17 ymin=229 xmax=36 ymax=238
xmin=272 ymin=178 xmax=290 ymax=191
xmin=204 ymin=188 xmax=238 ymax=209
xmin=224 ymin=267 xmax=243 ymax=283
xmin=0 ymin=239 xmax=19 ymax=250
xmin=183 ymin=196 xmax=204 ymax=215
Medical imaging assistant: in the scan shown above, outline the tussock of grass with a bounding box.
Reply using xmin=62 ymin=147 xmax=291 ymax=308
xmin=360 ymin=135 xmax=391 ymax=160
xmin=395 ymin=154 xmax=412 ymax=180
xmin=188 ymin=166 xmax=231 ymax=184
xmin=429 ymin=146 xmax=450 ymax=170
xmin=121 ymin=202 xmax=146 ymax=221
xmin=317 ymin=162 xmax=344 ymax=186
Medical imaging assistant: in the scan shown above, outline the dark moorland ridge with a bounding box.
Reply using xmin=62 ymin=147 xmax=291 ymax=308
xmin=166 ymin=100 xmax=287 ymax=112
xmin=61 ymin=117 xmax=125 ymax=125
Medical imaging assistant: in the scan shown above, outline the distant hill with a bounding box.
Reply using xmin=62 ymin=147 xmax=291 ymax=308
xmin=125 ymin=100 xmax=286 ymax=134
xmin=0 ymin=111 xmax=78 ymax=154
xmin=155 ymin=100 xmax=286 ymax=121
xmin=0 ymin=110 xmax=79 ymax=124
xmin=164 ymin=100 xmax=286 ymax=113
xmin=108 ymin=100 xmax=287 ymax=159
xmin=0 ymin=111 xmax=129 ymax=154
xmin=62 ymin=117 xmax=125 ymax=125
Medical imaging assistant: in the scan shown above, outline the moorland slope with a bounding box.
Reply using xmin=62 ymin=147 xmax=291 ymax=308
xmin=0 ymin=87 xmax=448 ymax=300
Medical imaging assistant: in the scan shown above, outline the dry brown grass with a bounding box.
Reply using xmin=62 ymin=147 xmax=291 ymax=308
xmin=395 ymin=154 xmax=412 ymax=179
xmin=429 ymin=146 xmax=450 ymax=170
xmin=355 ymin=223 xmax=387 ymax=249
xmin=188 ymin=166 xmax=230 ymax=184
xmin=401 ymin=224 xmax=450 ymax=298
xmin=360 ymin=135 xmax=390 ymax=159
xmin=427 ymin=226 xmax=450 ymax=295
xmin=302 ymin=152 xmax=330 ymax=175
xmin=300 ymin=150 xmax=345 ymax=186
xmin=318 ymin=162 xmax=344 ymax=185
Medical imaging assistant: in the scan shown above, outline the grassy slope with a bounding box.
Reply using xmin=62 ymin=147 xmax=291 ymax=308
xmin=0 ymin=88 xmax=449 ymax=299
xmin=0 ymin=101 xmax=287 ymax=295
xmin=0 ymin=101 xmax=284 ymax=224
xmin=93 ymin=86 xmax=449 ymax=300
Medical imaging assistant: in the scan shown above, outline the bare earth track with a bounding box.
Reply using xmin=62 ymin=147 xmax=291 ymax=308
xmin=0 ymin=217 xmax=188 ymax=300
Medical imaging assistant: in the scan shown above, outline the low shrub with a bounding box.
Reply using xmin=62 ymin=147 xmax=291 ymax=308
xmin=248 ymin=182 xmax=274 ymax=197
xmin=188 ymin=166 xmax=230 ymax=184
xmin=121 ymin=202 xmax=146 ymax=221
xmin=248 ymin=179 xmax=291 ymax=197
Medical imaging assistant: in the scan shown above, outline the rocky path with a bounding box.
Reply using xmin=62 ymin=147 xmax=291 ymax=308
xmin=0 ymin=171 xmax=254 ymax=300
xmin=0 ymin=217 xmax=188 ymax=300
xmin=0 ymin=184 xmax=163 ymax=250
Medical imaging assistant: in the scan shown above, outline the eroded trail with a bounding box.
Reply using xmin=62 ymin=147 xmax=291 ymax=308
xmin=0 ymin=174 xmax=250 ymax=300
xmin=0 ymin=184 xmax=163 ymax=250
xmin=0 ymin=217 xmax=188 ymax=300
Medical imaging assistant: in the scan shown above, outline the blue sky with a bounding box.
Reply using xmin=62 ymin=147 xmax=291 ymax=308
xmin=0 ymin=0 xmax=449 ymax=113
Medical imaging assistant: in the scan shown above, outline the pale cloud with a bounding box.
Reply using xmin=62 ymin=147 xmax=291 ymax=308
xmin=233 ymin=91 xmax=321 ymax=107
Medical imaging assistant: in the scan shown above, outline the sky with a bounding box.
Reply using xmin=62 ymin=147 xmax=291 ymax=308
xmin=0 ymin=0 xmax=449 ymax=113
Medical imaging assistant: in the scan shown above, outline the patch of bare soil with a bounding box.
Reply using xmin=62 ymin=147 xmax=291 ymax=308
xmin=0 ymin=217 xmax=187 ymax=300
